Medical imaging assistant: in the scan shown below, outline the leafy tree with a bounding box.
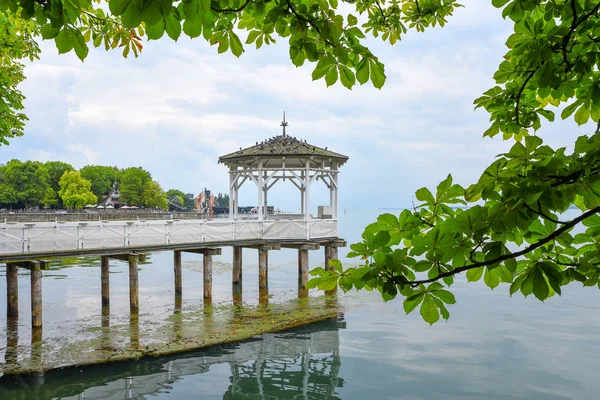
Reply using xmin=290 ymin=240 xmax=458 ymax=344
xmin=80 ymin=165 xmax=120 ymax=200
xmin=307 ymin=0 xmax=600 ymax=324
xmin=0 ymin=10 xmax=39 ymax=145
xmin=216 ymin=193 xmax=230 ymax=207
xmin=143 ymin=180 xmax=168 ymax=209
xmin=166 ymin=189 xmax=191 ymax=208
xmin=0 ymin=183 xmax=18 ymax=209
xmin=58 ymin=170 xmax=98 ymax=209
xmin=120 ymin=166 xmax=152 ymax=206
xmin=45 ymin=161 xmax=74 ymax=208
xmin=0 ymin=159 xmax=50 ymax=208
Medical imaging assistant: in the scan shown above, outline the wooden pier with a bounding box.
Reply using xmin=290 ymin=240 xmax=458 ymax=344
xmin=1 ymin=121 xmax=349 ymax=344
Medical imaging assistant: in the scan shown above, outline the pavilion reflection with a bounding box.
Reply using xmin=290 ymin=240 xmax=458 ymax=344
xmin=0 ymin=316 xmax=345 ymax=400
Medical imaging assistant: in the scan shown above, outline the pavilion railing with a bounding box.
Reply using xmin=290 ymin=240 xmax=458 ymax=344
xmin=0 ymin=218 xmax=339 ymax=255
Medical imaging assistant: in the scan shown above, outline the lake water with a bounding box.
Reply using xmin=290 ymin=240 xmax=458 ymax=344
xmin=1 ymin=209 xmax=600 ymax=399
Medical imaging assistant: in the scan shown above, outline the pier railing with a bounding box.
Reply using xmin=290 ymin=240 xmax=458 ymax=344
xmin=0 ymin=218 xmax=338 ymax=255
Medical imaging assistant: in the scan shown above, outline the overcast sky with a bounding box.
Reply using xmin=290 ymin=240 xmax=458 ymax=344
xmin=1 ymin=1 xmax=592 ymax=211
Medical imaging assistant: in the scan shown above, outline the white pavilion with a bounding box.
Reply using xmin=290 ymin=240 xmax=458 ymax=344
xmin=219 ymin=115 xmax=348 ymax=226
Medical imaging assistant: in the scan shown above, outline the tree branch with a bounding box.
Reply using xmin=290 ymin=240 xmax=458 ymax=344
xmin=561 ymin=1 xmax=600 ymax=70
xmin=211 ymin=0 xmax=252 ymax=13
xmin=514 ymin=68 xmax=536 ymax=126
xmin=524 ymin=201 xmax=567 ymax=225
xmin=400 ymin=205 xmax=600 ymax=287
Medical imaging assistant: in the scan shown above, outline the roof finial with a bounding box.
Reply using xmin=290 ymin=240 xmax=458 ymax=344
xmin=280 ymin=111 xmax=288 ymax=136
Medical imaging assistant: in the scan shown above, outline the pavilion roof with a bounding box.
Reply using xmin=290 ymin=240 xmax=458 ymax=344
xmin=218 ymin=133 xmax=349 ymax=165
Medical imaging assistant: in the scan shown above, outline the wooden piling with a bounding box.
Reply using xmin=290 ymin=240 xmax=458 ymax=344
xmin=259 ymin=287 xmax=269 ymax=306
xmin=298 ymin=249 xmax=309 ymax=289
xmin=174 ymin=250 xmax=182 ymax=295
xmin=128 ymin=254 xmax=139 ymax=313
xmin=232 ymin=246 xmax=242 ymax=285
xmin=258 ymin=248 xmax=268 ymax=289
xmin=232 ymin=284 xmax=242 ymax=307
xmin=30 ymin=262 xmax=42 ymax=329
xmin=203 ymin=253 xmax=213 ymax=301
xmin=324 ymin=245 xmax=339 ymax=295
xmin=6 ymin=262 xmax=18 ymax=318
xmin=101 ymin=256 xmax=110 ymax=306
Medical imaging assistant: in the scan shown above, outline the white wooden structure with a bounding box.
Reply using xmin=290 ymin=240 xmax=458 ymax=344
xmin=220 ymin=115 xmax=348 ymax=226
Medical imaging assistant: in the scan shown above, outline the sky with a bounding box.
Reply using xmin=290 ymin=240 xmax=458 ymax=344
xmin=1 ymin=1 xmax=593 ymax=212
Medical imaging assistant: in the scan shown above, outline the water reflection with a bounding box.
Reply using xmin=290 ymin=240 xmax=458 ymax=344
xmin=0 ymin=318 xmax=345 ymax=400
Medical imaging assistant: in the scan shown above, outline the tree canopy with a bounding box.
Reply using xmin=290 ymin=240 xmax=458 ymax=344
xmin=80 ymin=165 xmax=120 ymax=200
xmin=2 ymin=0 xmax=600 ymax=324
xmin=58 ymin=170 xmax=98 ymax=209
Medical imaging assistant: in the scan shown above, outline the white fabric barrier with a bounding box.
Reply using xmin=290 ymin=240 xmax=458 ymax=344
xmin=0 ymin=218 xmax=340 ymax=255
xmin=81 ymin=224 xmax=127 ymax=249
xmin=0 ymin=227 xmax=23 ymax=253
xmin=27 ymin=225 xmax=79 ymax=252
xmin=168 ymin=222 xmax=204 ymax=245
xmin=263 ymin=220 xmax=306 ymax=240
xmin=309 ymin=219 xmax=337 ymax=238
xmin=204 ymin=221 xmax=234 ymax=242
xmin=234 ymin=221 xmax=261 ymax=240
xmin=127 ymin=223 xmax=167 ymax=246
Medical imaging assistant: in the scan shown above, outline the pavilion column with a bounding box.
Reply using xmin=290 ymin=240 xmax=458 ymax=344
xmin=234 ymin=184 xmax=239 ymax=219
xmin=333 ymin=167 xmax=339 ymax=219
xmin=6 ymin=263 xmax=19 ymax=318
xmin=257 ymin=160 xmax=264 ymax=221
xmin=229 ymin=170 xmax=235 ymax=219
xmin=305 ymin=160 xmax=311 ymax=239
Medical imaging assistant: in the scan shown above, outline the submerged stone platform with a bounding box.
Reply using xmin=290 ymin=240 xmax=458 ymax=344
xmin=0 ymin=296 xmax=340 ymax=376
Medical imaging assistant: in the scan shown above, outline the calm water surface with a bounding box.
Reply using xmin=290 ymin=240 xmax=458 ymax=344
xmin=0 ymin=210 xmax=599 ymax=399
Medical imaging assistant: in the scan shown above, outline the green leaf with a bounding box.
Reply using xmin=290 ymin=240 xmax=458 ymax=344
xmin=415 ymin=187 xmax=435 ymax=204
xmin=531 ymin=266 xmax=550 ymax=301
xmin=369 ymin=59 xmax=385 ymax=89
xmin=229 ymin=32 xmax=244 ymax=57
xmin=147 ymin=19 xmax=166 ymax=40
xmin=72 ymin=30 xmax=88 ymax=61
xmin=403 ymin=292 xmax=424 ymax=314
xmin=41 ymin=24 xmax=60 ymax=39
xmin=574 ymin=104 xmax=590 ymax=126
xmin=492 ymin=0 xmax=510 ymax=7
xmin=55 ymin=29 xmax=74 ymax=54
xmin=325 ymin=66 xmax=338 ymax=87
xmin=347 ymin=14 xmax=357 ymax=26
xmin=246 ymin=30 xmax=261 ymax=44
xmin=420 ymin=293 xmax=440 ymax=325
xmin=109 ymin=0 xmax=133 ymax=15
xmin=183 ymin=18 xmax=202 ymax=38
xmin=121 ymin=0 xmax=144 ymax=28
xmin=432 ymin=289 xmax=456 ymax=304
xmin=338 ymin=65 xmax=355 ymax=89
xmin=165 ymin=15 xmax=182 ymax=41
xmin=356 ymin=58 xmax=370 ymax=85
xmin=466 ymin=266 xmax=484 ymax=282
xmin=484 ymin=267 xmax=500 ymax=289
